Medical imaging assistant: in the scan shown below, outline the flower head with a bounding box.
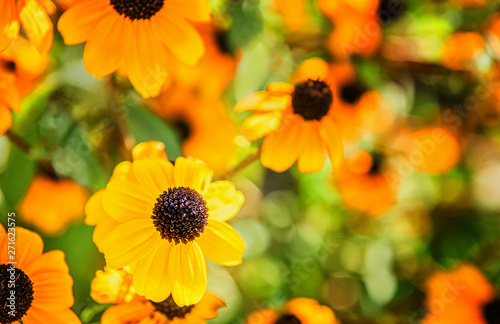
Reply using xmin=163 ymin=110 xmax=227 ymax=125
xmin=0 ymin=225 xmax=80 ymax=324
xmin=85 ymin=141 xmax=245 ymax=306
xmin=57 ymin=0 xmax=211 ymax=98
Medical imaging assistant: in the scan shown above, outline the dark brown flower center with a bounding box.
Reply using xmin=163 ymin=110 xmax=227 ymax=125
xmin=339 ymin=82 xmax=366 ymax=104
xmin=0 ymin=265 xmax=34 ymax=323
xmin=173 ymin=119 xmax=192 ymax=142
xmin=152 ymin=187 xmax=208 ymax=244
xmin=151 ymin=295 xmax=195 ymax=320
xmin=275 ymin=314 xmax=302 ymax=324
xmin=292 ymin=79 xmax=333 ymax=121
xmin=110 ymin=0 xmax=164 ymax=21
xmin=483 ymin=298 xmax=500 ymax=324
xmin=368 ymin=153 xmax=384 ymax=175
xmin=2 ymin=60 xmax=16 ymax=73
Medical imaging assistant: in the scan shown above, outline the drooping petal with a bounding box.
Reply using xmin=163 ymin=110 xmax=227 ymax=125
xmin=235 ymin=91 xmax=290 ymax=113
xmin=297 ymin=121 xmax=327 ymax=173
xmin=173 ymin=157 xmax=212 ymax=195
xmin=83 ymin=11 xmax=132 ymax=78
xmin=133 ymin=240 xmax=173 ymax=302
xmin=102 ymin=180 xmax=154 ymax=222
xmin=168 ymin=242 xmax=207 ymax=306
xmin=266 ymin=82 xmax=295 ymax=95
xmin=57 ymin=0 xmax=111 ymax=45
xmin=197 ymin=220 xmax=245 ymax=266
xmin=261 ymin=114 xmax=304 ymax=172
xmin=133 ymin=159 xmax=174 ymax=201
xmin=320 ymin=116 xmax=345 ymax=171
xmin=241 ymin=111 xmax=283 ymax=142
xmin=0 ymin=0 xmax=19 ymax=52
xmin=164 ymin=0 xmax=211 ymax=22
xmin=102 ymin=219 xmax=161 ymax=269
xmin=205 ymin=181 xmax=244 ymax=222
xmin=190 ymin=292 xmax=226 ymax=320
xmin=18 ymin=0 xmax=53 ymax=53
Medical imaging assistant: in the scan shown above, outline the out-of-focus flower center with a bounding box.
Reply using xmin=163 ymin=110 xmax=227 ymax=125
xmin=110 ymin=0 xmax=164 ymax=21
xmin=292 ymin=79 xmax=333 ymax=121
xmin=339 ymin=82 xmax=366 ymax=104
xmin=2 ymin=60 xmax=16 ymax=73
xmin=275 ymin=314 xmax=302 ymax=324
xmin=483 ymin=298 xmax=500 ymax=324
xmin=0 ymin=265 xmax=34 ymax=323
xmin=368 ymin=153 xmax=384 ymax=175
xmin=152 ymin=187 xmax=208 ymax=244
xmin=173 ymin=119 xmax=192 ymax=142
xmin=151 ymin=295 xmax=195 ymax=320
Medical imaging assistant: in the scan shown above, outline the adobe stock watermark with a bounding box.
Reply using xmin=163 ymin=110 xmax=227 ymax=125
xmin=5 ymin=212 xmax=17 ymax=318
xmin=409 ymin=275 xmax=467 ymax=323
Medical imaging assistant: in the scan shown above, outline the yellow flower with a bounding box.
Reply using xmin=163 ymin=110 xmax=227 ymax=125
xmin=0 ymin=0 xmax=55 ymax=53
xmin=246 ymin=297 xmax=339 ymax=324
xmin=19 ymin=174 xmax=90 ymax=236
xmin=235 ymin=79 xmax=344 ymax=173
xmin=57 ymin=0 xmax=211 ymax=98
xmin=85 ymin=141 xmax=245 ymax=306
xmin=0 ymin=225 xmax=80 ymax=323
xmin=90 ymin=267 xmax=136 ymax=305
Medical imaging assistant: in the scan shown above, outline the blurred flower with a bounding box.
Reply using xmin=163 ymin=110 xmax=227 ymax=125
xmin=0 ymin=0 xmax=55 ymax=53
xmin=317 ymin=0 xmax=382 ymax=59
xmin=0 ymin=36 xmax=48 ymax=135
xmin=57 ymin=0 xmax=210 ymax=98
xmin=441 ymin=32 xmax=486 ymax=71
xmin=90 ymin=267 xmax=135 ymax=304
xmin=272 ymin=0 xmax=310 ymax=33
xmin=150 ymin=88 xmax=238 ymax=173
xmin=235 ymin=79 xmax=344 ymax=173
xmin=335 ymin=149 xmax=396 ymax=217
xmin=449 ymin=0 xmax=487 ymax=9
xmin=165 ymin=22 xmax=240 ymax=99
xmin=85 ymin=141 xmax=245 ymax=306
xmin=422 ymin=264 xmax=499 ymax=324
xmin=246 ymin=297 xmax=339 ymax=324
xmin=0 ymin=224 xmax=80 ymax=323
xmin=19 ymin=174 xmax=90 ymax=236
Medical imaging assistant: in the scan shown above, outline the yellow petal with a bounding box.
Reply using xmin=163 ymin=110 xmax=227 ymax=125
xmin=174 ymin=157 xmax=213 ymax=195
xmin=168 ymin=242 xmax=207 ymax=306
xmin=133 ymin=240 xmax=173 ymax=302
xmin=235 ymin=91 xmax=290 ymax=113
xmin=85 ymin=189 xmax=106 ymax=226
xmin=19 ymin=0 xmax=53 ymax=53
xmin=297 ymin=121 xmax=327 ymax=173
xmin=102 ymin=219 xmax=160 ymax=269
xmin=165 ymin=0 xmax=211 ymax=22
xmin=133 ymin=159 xmax=175 ymax=201
xmin=0 ymin=0 xmax=19 ymax=52
xmin=83 ymin=11 xmax=132 ymax=78
xmin=320 ymin=116 xmax=345 ymax=171
xmin=234 ymin=91 xmax=267 ymax=112
xmin=205 ymin=181 xmax=244 ymax=222
xmin=197 ymin=220 xmax=245 ymax=266
xmin=132 ymin=141 xmax=168 ymax=160
xmin=103 ymin=180 xmax=154 ymax=222
xmin=266 ymin=82 xmax=295 ymax=95
xmin=241 ymin=111 xmax=283 ymax=141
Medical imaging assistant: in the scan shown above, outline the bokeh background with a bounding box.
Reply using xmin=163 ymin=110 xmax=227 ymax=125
xmin=2 ymin=0 xmax=500 ymax=323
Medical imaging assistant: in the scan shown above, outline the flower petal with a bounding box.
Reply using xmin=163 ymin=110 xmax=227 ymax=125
xmin=101 ymin=300 xmax=155 ymax=324
xmin=103 ymin=180 xmax=154 ymax=222
xmin=320 ymin=116 xmax=344 ymax=171
xmin=24 ymin=308 xmax=80 ymax=324
xmin=0 ymin=227 xmax=43 ymax=268
xmin=197 ymin=220 xmax=245 ymax=266
xmin=164 ymin=0 xmax=211 ymax=22
xmin=102 ymin=219 xmax=160 ymax=269
xmin=0 ymin=0 xmax=19 ymax=52
xmin=168 ymin=242 xmax=207 ymax=306
xmin=297 ymin=121 xmax=327 ymax=173
xmin=205 ymin=181 xmax=244 ymax=222
xmin=174 ymin=157 xmax=213 ymax=195
xmin=0 ymin=106 xmax=12 ymax=136
xmin=18 ymin=0 xmax=53 ymax=53
xmin=241 ymin=111 xmax=283 ymax=142
xmin=133 ymin=159 xmax=175 ymax=201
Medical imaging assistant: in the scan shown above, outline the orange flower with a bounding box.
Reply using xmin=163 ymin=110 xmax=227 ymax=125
xmin=246 ymin=297 xmax=339 ymax=324
xmin=272 ymin=0 xmax=310 ymax=33
xmin=335 ymin=149 xmax=396 ymax=217
xmin=19 ymin=174 xmax=90 ymax=236
xmin=0 ymin=36 xmax=48 ymax=135
xmin=441 ymin=32 xmax=486 ymax=71
xmin=164 ymin=22 xmax=240 ymax=100
xmin=57 ymin=0 xmax=211 ymax=98
xmin=0 ymin=224 xmax=80 ymax=323
xmin=0 ymin=0 xmax=55 ymax=53
xmin=150 ymin=88 xmax=238 ymax=173
xmin=318 ymin=0 xmax=382 ymax=59
xmin=422 ymin=264 xmax=498 ymax=324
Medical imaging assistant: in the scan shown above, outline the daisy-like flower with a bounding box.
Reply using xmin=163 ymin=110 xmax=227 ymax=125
xmin=235 ymin=64 xmax=345 ymax=173
xmin=0 ymin=0 xmax=55 ymax=53
xmin=57 ymin=0 xmax=210 ymax=98
xmin=246 ymin=297 xmax=339 ymax=324
xmin=19 ymin=174 xmax=89 ymax=235
xmin=85 ymin=141 xmax=245 ymax=306
xmin=422 ymin=264 xmax=499 ymax=324
xmin=91 ymin=267 xmax=225 ymax=324
xmin=0 ymin=224 xmax=80 ymax=323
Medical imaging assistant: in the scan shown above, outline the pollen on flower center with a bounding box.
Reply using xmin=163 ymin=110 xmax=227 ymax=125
xmin=275 ymin=314 xmax=302 ymax=324
xmin=109 ymin=0 xmax=164 ymax=21
xmin=0 ymin=264 xmax=34 ymax=323
xmin=151 ymin=295 xmax=195 ymax=320
xmin=291 ymin=79 xmax=333 ymax=121
xmin=152 ymin=187 xmax=208 ymax=244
